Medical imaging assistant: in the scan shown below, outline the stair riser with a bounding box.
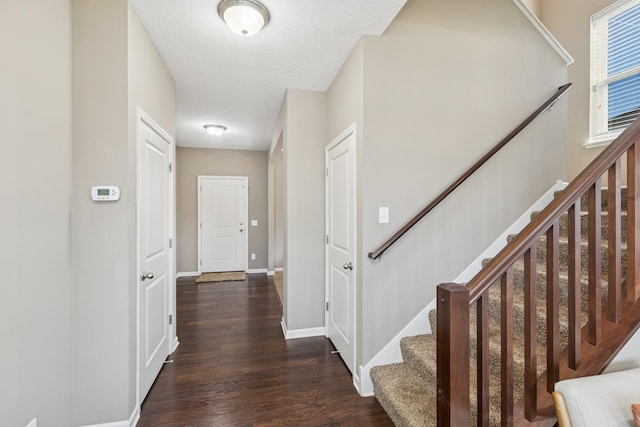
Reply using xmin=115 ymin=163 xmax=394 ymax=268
xmin=534 ymin=237 xmax=628 ymax=279
xmin=531 ymin=211 xmax=629 ymax=243
xmin=554 ymin=187 xmax=628 ymax=212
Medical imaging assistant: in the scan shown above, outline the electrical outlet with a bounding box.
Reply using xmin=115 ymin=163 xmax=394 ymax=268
xmin=251 ymin=253 xmax=256 ymax=260
xmin=251 ymin=219 xmax=258 ymax=226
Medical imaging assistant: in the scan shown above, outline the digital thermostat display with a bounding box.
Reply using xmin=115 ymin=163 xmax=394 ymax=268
xmin=91 ymin=186 xmax=120 ymax=201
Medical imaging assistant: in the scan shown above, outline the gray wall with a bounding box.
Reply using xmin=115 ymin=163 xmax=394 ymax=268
xmin=540 ymin=0 xmax=617 ymax=180
xmin=0 ymin=0 xmax=73 ymax=425
xmin=274 ymin=150 xmax=284 ymax=268
xmin=277 ymin=90 xmax=328 ymax=331
xmin=328 ymin=0 xmax=569 ymax=366
xmin=71 ymin=1 xmax=175 ymax=424
xmin=176 ymin=147 xmax=268 ymax=273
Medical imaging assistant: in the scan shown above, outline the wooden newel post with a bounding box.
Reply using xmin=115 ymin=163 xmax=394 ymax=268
xmin=437 ymin=283 xmax=470 ymax=426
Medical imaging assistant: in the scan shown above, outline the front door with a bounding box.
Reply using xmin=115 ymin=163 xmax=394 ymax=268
xmin=326 ymin=127 xmax=356 ymax=374
xmin=138 ymin=116 xmax=172 ymax=403
xmin=199 ymin=176 xmax=248 ymax=273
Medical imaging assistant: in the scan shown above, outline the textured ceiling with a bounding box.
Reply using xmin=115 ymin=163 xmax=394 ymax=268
xmin=128 ymin=0 xmax=407 ymax=151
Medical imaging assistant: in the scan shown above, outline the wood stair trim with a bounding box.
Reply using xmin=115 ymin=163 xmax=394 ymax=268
xmin=514 ymin=285 xmax=640 ymax=425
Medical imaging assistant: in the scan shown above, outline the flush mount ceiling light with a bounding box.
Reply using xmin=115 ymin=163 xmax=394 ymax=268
xmin=218 ymin=0 xmax=270 ymax=36
xmin=203 ymin=124 xmax=227 ymax=136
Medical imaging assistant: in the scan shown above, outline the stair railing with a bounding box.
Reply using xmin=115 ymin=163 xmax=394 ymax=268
xmin=437 ymin=117 xmax=640 ymax=426
xmin=368 ymin=83 xmax=573 ymax=260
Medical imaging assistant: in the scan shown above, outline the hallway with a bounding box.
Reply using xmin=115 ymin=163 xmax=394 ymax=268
xmin=137 ymin=274 xmax=392 ymax=426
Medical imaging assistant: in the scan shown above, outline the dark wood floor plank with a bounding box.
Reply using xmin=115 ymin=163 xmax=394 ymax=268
xmin=138 ymin=275 xmax=392 ymax=427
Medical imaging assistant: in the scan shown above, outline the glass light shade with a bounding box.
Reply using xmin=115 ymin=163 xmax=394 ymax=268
xmin=204 ymin=124 xmax=227 ymax=136
xmin=218 ymin=0 xmax=270 ymax=36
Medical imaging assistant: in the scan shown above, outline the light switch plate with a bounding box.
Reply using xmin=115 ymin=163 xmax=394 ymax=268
xmin=251 ymin=219 xmax=258 ymax=226
xmin=379 ymin=207 xmax=389 ymax=224
xmin=251 ymin=253 xmax=256 ymax=260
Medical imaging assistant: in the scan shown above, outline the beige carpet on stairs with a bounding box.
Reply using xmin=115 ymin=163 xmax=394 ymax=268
xmin=371 ymin=187 xmax=627 ymax=426
xmin=195 ymin=271 xmax=246 ymax=283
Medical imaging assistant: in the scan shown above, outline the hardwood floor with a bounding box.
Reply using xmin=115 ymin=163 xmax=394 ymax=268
xmin=138 ymin=274 xmax=393 ymax=426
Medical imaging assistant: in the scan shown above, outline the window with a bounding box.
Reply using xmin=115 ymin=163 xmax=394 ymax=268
xmin=590 ymin=0 xmax=640 ymax=146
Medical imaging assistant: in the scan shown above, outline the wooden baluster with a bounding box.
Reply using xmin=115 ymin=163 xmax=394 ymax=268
xmin=477 ymin=294 xmax=490 ymax=427
xmin=501 ymin=268 xmax=514 ymax=426
xmin=568 ymin=200 xmax=581 ymax=369
xmin=437 ymin=284 xmax=470 ymax=427
xmin=608 ymin=161 xmax=622 ymax=322
xmin=628 ymin=144 xmax=640 ymax=301
xmin=588 ymin=181 xmax=602 ymax=345
xmin=524 ymin=245 xmax=537 ymax=421
xmin=547 ymin=222 xmax=559 ymax=393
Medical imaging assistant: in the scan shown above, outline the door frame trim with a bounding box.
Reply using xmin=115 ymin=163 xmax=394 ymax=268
xmin=197 ymin=175 xmax=249 ymax=274
xmin=324 ymin=123 xmax=358 ymax=373
xmin=135 ymin=107 xmax=176 ymax=410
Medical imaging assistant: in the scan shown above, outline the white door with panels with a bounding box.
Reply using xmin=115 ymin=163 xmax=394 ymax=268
xmin=326 ymin=127 xmax=356 ymax=374
xmin=138 ymin=114 xmax=173 ymax=404
xmin=199 ymin=176 xmax=248 ymax=273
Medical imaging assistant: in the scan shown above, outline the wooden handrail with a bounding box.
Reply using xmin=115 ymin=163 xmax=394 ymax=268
xmin=467 ymin=115 xmax=640 ymax=302
xmin=368 ymin=83 xmax=573 ymax=260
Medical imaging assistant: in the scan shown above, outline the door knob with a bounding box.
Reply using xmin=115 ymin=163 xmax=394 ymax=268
xmin=343 ymin=262 xmax=353 ymax=270
xmin=140 ymin=271 xmax=155 ymax=281
xmin=240 ymin=228 xmax=244 ymax=232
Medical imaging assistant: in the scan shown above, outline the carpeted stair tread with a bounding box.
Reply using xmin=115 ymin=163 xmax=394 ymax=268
xmin=554 ymin=186 xmax=628 ymax=212
xmin=400 ymin=334 xmax=436 ymax=385
xmin=506 ymin=233 xmax=628 ymax=278
xmin=531 ymin=209 xmax=627 ymax=243
xmin=371 ymin=363 xmax=437 ymax=427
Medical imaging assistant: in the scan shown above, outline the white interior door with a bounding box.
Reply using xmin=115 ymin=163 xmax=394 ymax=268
xmin=138 ymin=116 xmax=172 ymax=403
xmin=199 ymin=176 xmax=248 ymax=273
xmin=326 ymin=128 xmax=356 ymax=374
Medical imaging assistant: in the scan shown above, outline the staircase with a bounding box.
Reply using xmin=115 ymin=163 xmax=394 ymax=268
xmin=370 ymin=187 xmax=627 ymax=426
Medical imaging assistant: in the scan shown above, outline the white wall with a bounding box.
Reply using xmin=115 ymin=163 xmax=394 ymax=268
xmin=0 ymin=0 xmax=73 ymax=425
xmin=72 ymin=1 xmax=175 ymax=424
xmin=328 ymin=0 xmax=569 ymax=366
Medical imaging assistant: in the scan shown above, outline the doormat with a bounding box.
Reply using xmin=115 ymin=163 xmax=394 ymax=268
xmin=195 ymin=271 xmax=246 ymax=283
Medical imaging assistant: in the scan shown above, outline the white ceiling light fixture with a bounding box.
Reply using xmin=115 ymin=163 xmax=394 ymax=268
xmin=203 ymin=124 xmax=227 ymax=136
xmin=218 ymin=0 xmax=270 ymax=37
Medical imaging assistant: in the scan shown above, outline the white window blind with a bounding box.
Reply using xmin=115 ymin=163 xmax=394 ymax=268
xmin=590 ymin=0 xmax=640 ymax=146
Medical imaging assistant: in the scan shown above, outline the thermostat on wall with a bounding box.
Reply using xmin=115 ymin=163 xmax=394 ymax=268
xmin=91 ymin=185 xmax=120 ymax=201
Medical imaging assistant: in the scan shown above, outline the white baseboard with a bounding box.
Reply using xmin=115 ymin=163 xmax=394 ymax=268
xmin=80 ymin=398 xmax=140 ymax=427
xmin=352 ymin=370 xmax=366 ymax=396
xmin=129 ymin=407 xmax=140 ymax=427
xmin=280 ymin=317 xmax=325 ymax=340
xmin=170 ymin=337 xmax=180 ymax=353
xmin=274 ymin=267 xmax=284 ymax=272
xmin=177 ymin=271 xmax=198 ymax=278
xmin=267 ymin=270 xmax=275 ymax=276
xmin=80 ymin=420 xmax=129 ymax=427
xmin=357 ymin=180 xmax=568 ymax=396
xmin=247 ymin=268 xmax=267 ymax=274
